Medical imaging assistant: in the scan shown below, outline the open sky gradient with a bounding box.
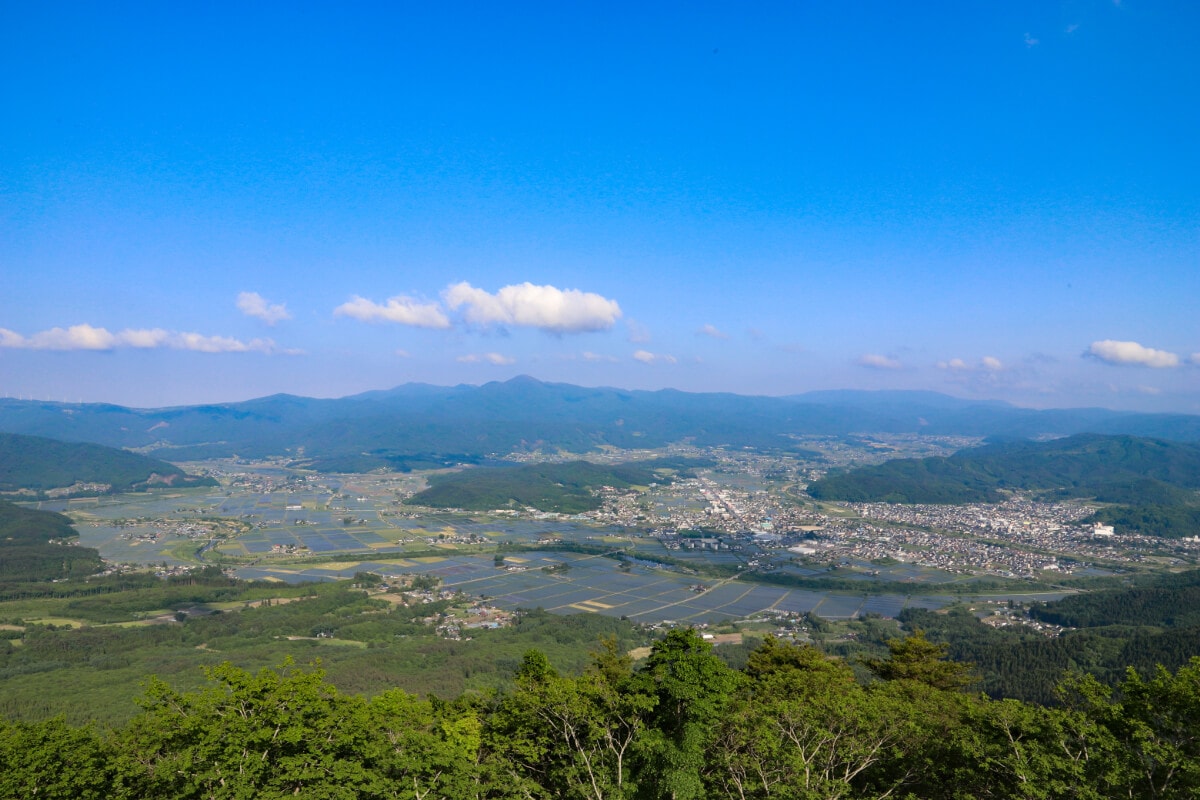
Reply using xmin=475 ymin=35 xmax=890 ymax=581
xmin=2 ymin=2 xmax=1197 ymax=410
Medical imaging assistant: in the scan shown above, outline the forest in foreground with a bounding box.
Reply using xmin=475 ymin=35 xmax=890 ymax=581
xmin=3 ymin=629 xmax=1199 ymax=800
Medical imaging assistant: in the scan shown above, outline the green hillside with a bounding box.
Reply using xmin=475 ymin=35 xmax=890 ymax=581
xmin=811 ymin=434 xmax=1200 ymax=501
xmin=903 ymin=569 xmax=1200 ymax=705
xmin=0 ymin=500 xmax=102 ymax=583
xmin=407 ymin=458 xmax=700 ymax=513
xmin=0 ymin=433 xmax=216 ymax=495
xmin=808 ymin=434 xmax=1200 ymax=537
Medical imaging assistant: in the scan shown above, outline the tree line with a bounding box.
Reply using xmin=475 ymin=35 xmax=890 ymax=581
xmin=4 ymin=629 xmax=1200 ymax=799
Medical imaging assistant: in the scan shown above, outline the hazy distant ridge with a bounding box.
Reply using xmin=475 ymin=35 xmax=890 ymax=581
xmin=1 ymin=379 xmax=1198 ymax=464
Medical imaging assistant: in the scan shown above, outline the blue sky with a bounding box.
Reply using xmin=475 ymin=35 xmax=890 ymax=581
xmin=2 ymin=1 xmax=1197 ymax=410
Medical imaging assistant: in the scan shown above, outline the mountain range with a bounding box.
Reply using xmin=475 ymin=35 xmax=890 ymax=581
xmin=1 ymin=377 xmax=1199 ymax=465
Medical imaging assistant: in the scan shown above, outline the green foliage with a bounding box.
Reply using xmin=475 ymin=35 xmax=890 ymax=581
xmin=1061 ymin=660 xmax=1200 ymax=799
xmin=862 ymin=629 xmax=976 ymax=690
xmin=713 ymin=637 xmax=934 ymax=799
xmin=3 ymin=637 xmax=1200 ymax=798
xmin=633 ymin=628 xmax=741 ymax=799
xmin=115 ymin=659 xmax=493 ymax=799
xmin=489 ymin=640 xmax=652 ymax=799
xmin=0 ymin=717 xmax=115 ymax=799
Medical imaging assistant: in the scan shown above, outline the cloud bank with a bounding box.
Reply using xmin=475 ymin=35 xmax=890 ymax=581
xmin=1086 ymin=340 xmax=1179 ymax=368
xmin=0 ymin=324 xmax=295 ymax=354
xmin=334 ymin=282 xmax=621 ymax=335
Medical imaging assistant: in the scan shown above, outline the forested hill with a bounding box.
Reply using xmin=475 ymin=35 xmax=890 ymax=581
xmin=407 ymin=458 xmax=702 ymax=513
xmin=0 ymin=433 xmax=216 ymax=495
xmin=4 ymin=629 xmax=1200 ymax=799
xmin=808 ymin=433 xmax=1200 ymax=505
xmin=0 ymin=500 xmax=102 ymax=583
xmin=895 ymin=568 xmax=1200 ymax=705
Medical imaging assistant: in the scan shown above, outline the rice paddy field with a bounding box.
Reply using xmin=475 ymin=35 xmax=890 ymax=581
xmin=25 ymin=465 xmax=1071 ymax=624
xmin=230 ymin=551 xmax=956 ymax=622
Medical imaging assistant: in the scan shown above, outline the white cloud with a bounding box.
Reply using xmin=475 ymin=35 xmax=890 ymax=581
xmin=633 ymin=349 xmax=677 ymax=365
xmin=697 ymin=323 xmax=729 ymax=339
xmin=443 ymin=282 xmax=621 ymax=334
xmin=582 ymin=351 xmax=618 ymax=362
xmin=237 ymin=291 xmax=291 ymax=325
xmin=457 ymin=352 xmax=516 ymax=365
xmin=858 ymin=353 xmax=902 ymax=370
xmin=395 ymin=349 xmax=411 ymax=358
xmin=982 ymin=356 xmax=1004 ymax=371
xmin=1024 ymin=32 xmax=1039 ymax=47
xmin=0 ymin=324 xmax=298 ymax=355
xmin=1086 ymin=340 xmax=1180 ymax=368
xmin=1189 ymin=353 xmax=1200 ymax=366
xmin=334 ymin=295 xmax=451 ymax=328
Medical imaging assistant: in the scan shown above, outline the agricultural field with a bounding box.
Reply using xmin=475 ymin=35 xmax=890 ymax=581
xmin=231 ymin=550 xmax=962 ymax=622
xmin=20 ymin=457 xmax=1081 ymax=625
